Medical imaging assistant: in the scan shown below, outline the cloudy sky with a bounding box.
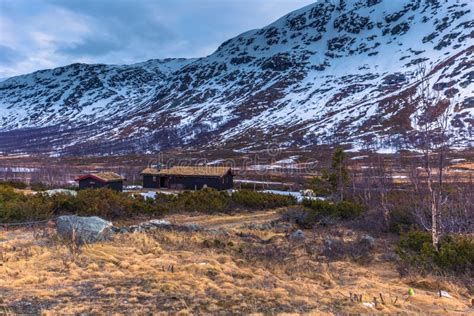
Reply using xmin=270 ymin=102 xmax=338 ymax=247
xmin=0 ymin=0 xmax=315 ymax=78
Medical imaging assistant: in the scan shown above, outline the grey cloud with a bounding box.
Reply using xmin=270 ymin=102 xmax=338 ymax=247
xmin=0 ymin=45 xmax=26 ymax=65
xmin=57 ymin=37 xmax=122 ymax=57
xmin=0 ymin=0 xmax=315 ymax=77
xmin=50 ymin=0 xmax=176 ymax=58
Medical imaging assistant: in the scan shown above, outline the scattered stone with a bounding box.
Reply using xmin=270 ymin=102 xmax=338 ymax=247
xmin=280 ymin=208 xmax=308 ymax=224
xmin=359 ymin=235 xmax=376 ymax=249
xmin=56 ymin=215 xmax=114 ymax=244
xmin=149 ymin=219 xmax=171 ymax=227
xmin=112 ymin=219 xmax=210 ymax=235
xmin=272 ymin=221 xmax=294 ymax=233
xmin=207 ymin=229 xmax=229 ymax=236
xmin=319 ymin=216 xmax=337 ymax=226
xmin=185 ymin=223 xmax=202 ymax=232
xmin=381 ymin=252 xmax=399 ymax=262
xmin=111 ymin=226 xmax=131 ymax=234
xmin=323 ymin=238 xmax=346 ymax=259
xmin=289 ymin=229 xmax=305 ymax=241
xmin=243 ymin=223 xmax=273 ymax=230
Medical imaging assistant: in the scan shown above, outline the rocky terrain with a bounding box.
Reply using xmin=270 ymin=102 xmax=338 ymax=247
xmin=1 ymin=210 xmax=472 ymax=314
xmin=0 ymin=0 xmax=472 ymax=155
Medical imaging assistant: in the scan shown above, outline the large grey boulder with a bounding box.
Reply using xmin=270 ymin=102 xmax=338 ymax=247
xmin=56 ymin=215 xmax=114 ymax=244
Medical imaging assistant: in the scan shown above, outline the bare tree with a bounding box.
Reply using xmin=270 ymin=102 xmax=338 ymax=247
xmin=409 ymin=64 xmax=454 ymax=250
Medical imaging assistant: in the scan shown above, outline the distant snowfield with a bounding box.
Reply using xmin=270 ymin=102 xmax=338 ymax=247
xmin=0 ymin=167 xmax=39 ymax=173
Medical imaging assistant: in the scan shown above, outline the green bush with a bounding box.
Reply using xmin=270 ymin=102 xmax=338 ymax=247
xmin=30 ymin=182 xmax=50 ymax=191
xmin=397 ymin=231 xmax=474 ymax=275
xmin=0 ymin=186 xmax=54 ymax=222
xmin=388 ymin=208 xmax=417 ymax=234
xmin=336 ymin=201 xmax=365 ymax=219
xmin=0 ymin=185 xmax=22 ymax=202
xmin=0 ymin=181 xmax=28 ymax=189
xmin=173 ymin=189 xmax=230 ymax=213
xmin=288 ymin=199 xmax=365 ymax=228
xmin=231 ymin=190 xmax=296 ymax=209
xmin=0 ymin=187 xmax=298 ymax=223
xmin=302 ymin=199 xmax=364 ymax=220
xmin=73 ymin=189 xmax=136 ymax=218
xmin=0 ymin=185 xmax=26 ymax=221
xmin=3 ymin=194 xmax=54 ymax=222
xmin=308 ymin=176 xmax=333 ymax=196
xmin=169 ymin=189 xmax=295 ymax=213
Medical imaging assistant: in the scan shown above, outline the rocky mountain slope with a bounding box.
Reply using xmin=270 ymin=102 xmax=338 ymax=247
xmin=0 ymin=0 xmax=472 ymax=155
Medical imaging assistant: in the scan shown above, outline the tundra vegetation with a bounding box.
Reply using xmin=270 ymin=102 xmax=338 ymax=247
xmin=0 ymin=146 xmax=472 ymax=313
xmin=0 ymin=187 xmax=296 ymax=222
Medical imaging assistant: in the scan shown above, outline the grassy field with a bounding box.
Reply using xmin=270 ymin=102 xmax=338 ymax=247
xmin=1 ymin=210 xmax=472 ymax=314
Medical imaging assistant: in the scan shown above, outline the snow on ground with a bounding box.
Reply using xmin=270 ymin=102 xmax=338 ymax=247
xmin=274 ymin=156 xmax=300 ymax=165
xmin=43 ymin=189 xmax=77 ymax=196
xmin=0 ymin=167 xmax=39 ymax=173
xmin=262 ymin=190 xmax=326 ymax=203
xmin=140 ymin=191 xmax=157 ymax=200
xmin=234 ymin=179 xmax=288 ymax=186
xmin=124 ymin=185 xmax=143 ymax=190
xmin=206 ymin=159 xmax=226 ymax=166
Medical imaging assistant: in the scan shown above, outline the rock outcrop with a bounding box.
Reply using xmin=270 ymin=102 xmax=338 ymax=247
xmin=56 ymin=215 xmax=114 ymax=244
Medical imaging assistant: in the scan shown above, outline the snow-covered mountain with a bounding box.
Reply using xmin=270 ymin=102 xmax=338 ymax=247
xmin=0 ymin=0 xmax=472 ymax=155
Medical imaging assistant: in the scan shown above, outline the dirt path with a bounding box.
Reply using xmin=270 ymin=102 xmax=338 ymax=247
xmin=164 ymin=209 xmax=281 ymax=230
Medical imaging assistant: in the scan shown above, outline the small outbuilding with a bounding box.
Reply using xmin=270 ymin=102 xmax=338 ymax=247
xmin=141 ymin=166 xmax=233 ymax=191
xmin=75 ymin=172 xmax=125 ymax=192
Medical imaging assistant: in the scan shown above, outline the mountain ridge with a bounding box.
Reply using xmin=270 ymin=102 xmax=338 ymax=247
xmin=0 ymin=0 xmax=472 ymax=155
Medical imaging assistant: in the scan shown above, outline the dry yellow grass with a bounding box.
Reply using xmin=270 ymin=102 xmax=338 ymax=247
xmin=450 ymin=162 xmax=474 ymax=171
xmin=0 ymin=217 xmax=472 ymax=314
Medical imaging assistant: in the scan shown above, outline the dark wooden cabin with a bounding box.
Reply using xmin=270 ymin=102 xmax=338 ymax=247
xmin=141 ymin=166 xmax=233 ymax=190
xmin=75 ymin=172 xmax=125 ymax=192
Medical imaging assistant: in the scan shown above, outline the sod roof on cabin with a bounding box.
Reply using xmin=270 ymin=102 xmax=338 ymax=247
xmin=75 ymin=172 xmax=125 ymax=183
xmin=141 ymin=166 xmax=232 ymax=177
xmin=140 ymin=168 xmax=161 ymax=176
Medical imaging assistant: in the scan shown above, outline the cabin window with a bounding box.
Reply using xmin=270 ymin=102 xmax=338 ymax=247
xmin=153 ymin=176 xmax=157 ymax=182
xmin=89 ymin=181 xmax=95 ymax=185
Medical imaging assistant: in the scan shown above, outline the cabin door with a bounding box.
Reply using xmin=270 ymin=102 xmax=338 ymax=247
xmin=160 ymin=176 xmax=169 ymax=188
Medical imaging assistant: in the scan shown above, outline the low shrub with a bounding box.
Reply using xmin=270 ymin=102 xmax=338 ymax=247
xmin=30 ymin=182 xmax=50 ymax=191
xmin=0 ymin=187 xmax=298 ymax=222
xmin=302 ymin=199 xmax=365 ymax=220
xmin=0 ymin=181 xmax=28 ymax=189
xmin=396 ymin=231 xmax=474 ymax=276
xmin=173 ymin=189 xmax=230 ymax=213
xmin=280 ymin=206 xmax=313 ymax=228
xmin=0 ymin=185 xmax=22 ymax=202
xmin=0 ymin=185 xmax=26 ymax=221
xmin=333 ymin=200 xmax=365 ymax=219
xmin=231 ymin=190 xmax=296 ymax=209
xmin=73 ymin=189 xmax=136 ymax=218
xmin=285 ymin=200 xmax=365 ymax=228
xmin=388 ymin=208 xmax=418 ymax=234
xmin=3 ymin=194 xmax=54 ymax=222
